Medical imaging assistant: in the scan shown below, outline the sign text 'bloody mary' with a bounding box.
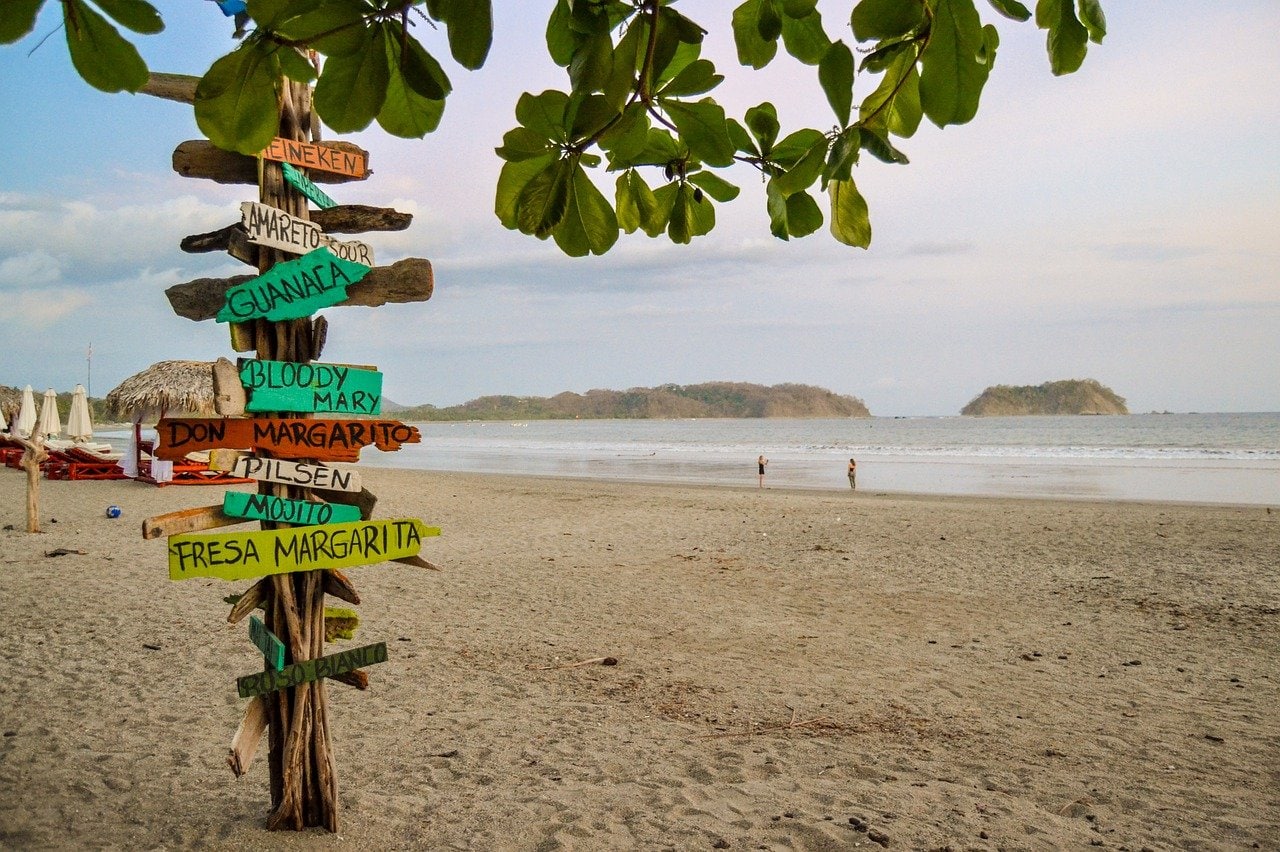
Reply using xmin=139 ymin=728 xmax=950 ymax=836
xmin=215 ymin=247 xmax=369 ymax=323
xmin=240 ymin=359 xmax=382 ymax=415
xmin=248 ymin=615 xmax=286 ymax=672
xmin=281 ymin=162 xmax=336 ymax=209
xmin=241 ymin=202 xmax=374 ymax=265
xmin=230 ymin=455 xmax=362 ymax=492
xmin=168 ymin=518 xmax=438 ymax=581
xmin=237 ymin=642 xmax=387 ymax=699
xmin=223 ymin=491 xmax=362 ymax=526
xmin=155 ymin=417 xmax=420 ymax=462
xmin=261 ymin=136 xmax=368 ymax=179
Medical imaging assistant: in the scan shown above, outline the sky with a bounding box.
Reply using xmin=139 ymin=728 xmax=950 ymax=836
xmin=1 ymin=1 xmax=1277 ymax=416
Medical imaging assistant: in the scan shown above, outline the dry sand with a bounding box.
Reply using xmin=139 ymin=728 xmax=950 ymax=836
xmin=1 ymin=468 xmax=1277 ymax=850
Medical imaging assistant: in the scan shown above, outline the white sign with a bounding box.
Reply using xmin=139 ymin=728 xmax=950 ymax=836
xmin=240 ymin=202 xmax=374 ymax=265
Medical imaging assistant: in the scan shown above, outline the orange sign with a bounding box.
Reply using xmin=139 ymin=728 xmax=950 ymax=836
xmin=155 ymin=417 xmax=419 ymax=462
xmin=261 ymin=137 xmax=367 ymax=179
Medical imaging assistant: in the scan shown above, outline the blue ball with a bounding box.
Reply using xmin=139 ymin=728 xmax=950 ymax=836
xmin=105 ymin=505 xmax=122 ymax=519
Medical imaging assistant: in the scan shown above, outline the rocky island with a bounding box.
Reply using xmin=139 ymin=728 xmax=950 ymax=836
xmin=961 ymin=379 xmax=1128 ymax=416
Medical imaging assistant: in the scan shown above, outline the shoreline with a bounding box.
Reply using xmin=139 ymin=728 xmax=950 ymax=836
xmin=2 ymin=468 xmax=1277 ymax=849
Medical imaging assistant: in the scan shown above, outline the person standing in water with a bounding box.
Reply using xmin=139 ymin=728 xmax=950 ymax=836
xmin=757 ymin=454 xmax=768 ymax=489
xmin=847 ymin=457 xmax=857 ymax=489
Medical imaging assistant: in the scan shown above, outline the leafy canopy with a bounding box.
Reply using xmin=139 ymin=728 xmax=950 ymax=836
xmin=2 ymin=0 xmax=1105 ymax=256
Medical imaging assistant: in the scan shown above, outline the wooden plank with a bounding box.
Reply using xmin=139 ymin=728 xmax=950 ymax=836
xmin=311 ymin=204 xmax=412 ymax=233
xmin=223 ymin=491 xmax=362 ymax=526
xmin=215 ymin=247 xmax=369 ymax=323
xmin=167 ymin=257 xmax=433 ymax=322
xmin=236 ymin=642 xmax=387 ymax=699
xmin=141 ymin=504 xmax=243 ymax=540
xmin=167 ymin=518 xmax=438 ymax=581
xmin=281 ymin=162 xmax=336 ymax=209
xmin=173 ymin=139 xmax=369 ymax=185
xmin=229 ymin=455 xmax=362 ymax=492
xmin=241 ymin=359 xmax=382 ymax=415
xmin=240 ymin=202 xmax=374 ymax=265
xmin=212 ymin=357 xmax=247 ymax=416
xmin=248 ymin=615 xmax=286 ymax=671
xmin=227 ymin=695 xmax=268 ymax=777
xmin=261 ymin=137 xmax=368 ymax=179
xmin=155 ymin=418 xmax=420 ymax=463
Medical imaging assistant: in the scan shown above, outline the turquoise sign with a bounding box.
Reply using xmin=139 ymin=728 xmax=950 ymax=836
xmin=223 ymin=491 xmax=362 ymax=526
xmin=281 ymin=162 xmax=336 ymax=209
xmin=248 ymin=615 xmax=286 ymax=671
xmin=215 ymin=247 xmax=369 ymax=323
xmin=240 ymin=359 xmax=382 ymax=415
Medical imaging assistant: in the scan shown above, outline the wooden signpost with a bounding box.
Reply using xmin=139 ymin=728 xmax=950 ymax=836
xmin=155 ymin=417 xmax=419 ymax=461
xmin=261 ymin=136 xmax=368 ymax=179
xmin=240 ymin=358 xmax=382 ymax=415
xmin=223 ymin=491 xmax=362 ymax=526
xmin=229 ymin=455 xmax=362 ymax=492
xmin=237 ymin=642 xmax=387 ymax=699
xmin=214 ymin=247 xmax=369 ymax=323
xmin=248 ymin=615 xmax=286 ymax=671
xmin=241 ymin=203 xmax=373 ymax=265
xmin=281 ymin=162 xmax=336 ymax=209
xmin=168 ymin=518 xmax=437 ymax=581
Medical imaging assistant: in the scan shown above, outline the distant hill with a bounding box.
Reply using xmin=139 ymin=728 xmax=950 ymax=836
xmin=961 ymin=379 xmax=1128 ymax=416
xmin=399 ymin=382 xmax=870 ymax=421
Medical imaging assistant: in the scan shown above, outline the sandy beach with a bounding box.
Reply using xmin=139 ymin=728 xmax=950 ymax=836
xmin=1 ymin=468 xmax=1277 ymax=850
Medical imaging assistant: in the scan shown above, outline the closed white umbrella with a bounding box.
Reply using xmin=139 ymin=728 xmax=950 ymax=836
xmin=0 ymin=404 xmax=6 ymax=432
xmin=15 ymin=385 xmax=37 ymax=438
xmin=36 ymin=388 xmax=61 ymax=439
xmin=67 ymin=384 xmax=93 ymax=442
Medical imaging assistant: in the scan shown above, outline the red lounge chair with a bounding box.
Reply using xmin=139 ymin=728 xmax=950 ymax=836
xmin=44 ymin=446 xmax=130 ymax=481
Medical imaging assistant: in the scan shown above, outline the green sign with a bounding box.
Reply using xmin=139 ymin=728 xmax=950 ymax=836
xmin=236 ymin=642 xmax=387 ymax=698
xmin=223 ymin=491 xmax=361 ymax=526
xmin=248 ymin=615 xmax=286 ymax=671
xmin=215 ymin=247 xmax=369 ymax=323
xmin=240 ymin=359 xmax=382 ymax=415
xmin=281 ymin=162 xmax=336 ymax=209
xmin=168 ymin=518 xmax=438 ymax=581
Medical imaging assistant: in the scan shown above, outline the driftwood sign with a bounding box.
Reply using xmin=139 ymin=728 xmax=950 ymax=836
xmin=168 ymin=257 xmax=433 ymax=321
xmin=155 ymin=418 xmax=420 ymax=462
xmin=223 ymin=492 xmax=362 ymax=526
xmin=248 ymin=615 xmax=286 ymax=672
xmin=216 ymin=247 xmax=369 ymax=323
xmin=241 ymin=202 xmax=373 ymax=264
xmin=281 ymin=163 xmax=336 ymax=209
xmin=261 ymin=136 xmax=368 ymax=179
xmin=228 ymin=456 xmax=362 ymax=492
xmin=174 ymin=139 xmax=369 ymax=185
xmin=240 ymin=359 xmax=382 ymax=415
xmin=167 ymin=518 xmax=437 ymax=581
xmin=236 ymin=642 xmax=387 ymax=699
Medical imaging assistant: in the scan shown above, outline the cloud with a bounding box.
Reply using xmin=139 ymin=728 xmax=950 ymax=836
xmin=0 ymin=251 xmax=61 ymax=289
xmin=0 ymin=288 xmax=93 ymax=328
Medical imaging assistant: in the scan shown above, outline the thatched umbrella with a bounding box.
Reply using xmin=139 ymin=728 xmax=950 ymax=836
xmin=105 ymin=360 xmax=216 ymax=476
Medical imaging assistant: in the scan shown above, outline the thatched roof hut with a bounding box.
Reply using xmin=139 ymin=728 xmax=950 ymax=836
xmin=104 ymin=360 xmax=216 ymax=422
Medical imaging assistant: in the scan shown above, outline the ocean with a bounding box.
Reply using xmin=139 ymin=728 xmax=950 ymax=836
xmin=355 ymin=413 xmax=1280 ymax=506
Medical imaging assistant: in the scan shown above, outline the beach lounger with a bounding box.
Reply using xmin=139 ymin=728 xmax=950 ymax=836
xmin=135 ymin=443 xmax=250 ymax=487
xmin=43 ymin=445 xmax=130 ymax=481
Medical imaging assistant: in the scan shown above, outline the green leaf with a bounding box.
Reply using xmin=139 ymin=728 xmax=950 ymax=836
xmin=431 ymin=0 xmax=492 ymax=70
xmin=744 ymin=102 xmax=779 ymax=155
xmin=516 ymin=90 xmax=570 ymax=142
xmin=859 ymin=127 xmax=908 ymax=164
xmin=631 ymin=128 xmax=681 ymax=167
xmin=275 ymin=0 xmax=367 ymax=57
xmin=1 ymin=0 xmax=43 ymax=44
xmin=765 ymin=179 xmax=789 ymax=240
xmin=781 ymin=0 xmax=818 ymax=16
xmin=516 ymin=157 xmax=573 ymax=237
xmin=496 ymin=153 xmax=555 ymax=229
xmin=687 ymin=170 xmax=740 ymax=203
xmin=859 ymin=47 xmax=922 ymax=137
xmin=823 ymin=128 xmax=859 ymax=182
xmin=1078 ymin=0 xmax=1106 ymax=43
xmin=603 ymin=14 xmax=642 ymax=110
xmin=818 ymin=40 xmax=853 ymax=126
xmin=545 ymin=0 xmax=581 ymax=66
xmin=553 ymin=163 xmax=618 ymax=257
xmin=732 ymin=0 xmax=778 ymax=69
xmin=769 ymin=127 xmax=825 ymax=166
xmin=919 ymin=0 xmax=990 ymax=126
xmin=772 ymin=137 xmax=827 ymax=196
xmin=665 ymin=182 xmax=713 ymax=244
xmin=727 ymin=119 xmax=756 ymax=156
xmin=63 ymin=0 xmax=149 ymax=92
xmin=850 ymin=0 xmax=924 ymax=41
xmin=378 ymin=32 xmax=443 ymax=138
xmin=599 ymin=102 xmax=650 ymax=163
xmin=661 ymin=7 xmax=706 ymax=45
xmin=275 ymin=46 xmax=317 ymax=84
xmin=663 ymin=99 xmax=735 ymax=167
xmin=985 ymin=0 xmax=1031 ymax=21
xmin=616 ymin=171 xmax=667 ymax=237
xmin=828 ymin=178 xmax=871 ymax=247
xmin=780 ymin=9 xmax=829 ymax=66
xmin=859 ymin=39 xmax=910 ymax=73
xmin=659 ymin=59 xmax=722 ymax=98
xmin=567 ymin=92 xmax=615 ymax=139
xmin=496 ymin=126 xmax=554 ymax=162
xmin=756 ymin=0 xmax=782 ymax=41
xmin=194 ymin=40 xmax=278 ymax=153
xmin=92 ymin=0 xmax=162 ymax=34
xmin=245 ymin=0 xmax=295 ymax=29
xmin=313 ymin=24 xmax=390 ymax=133
xmin=1035 ymin=0 xmax=1088 ymax=75
xmin=569 ymin=31 xmax=613 ymax=95
xmin=784 ymin=190 xmax=822 ymax=237
xmin=398 ymin=30 xmax=451 ymax=100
